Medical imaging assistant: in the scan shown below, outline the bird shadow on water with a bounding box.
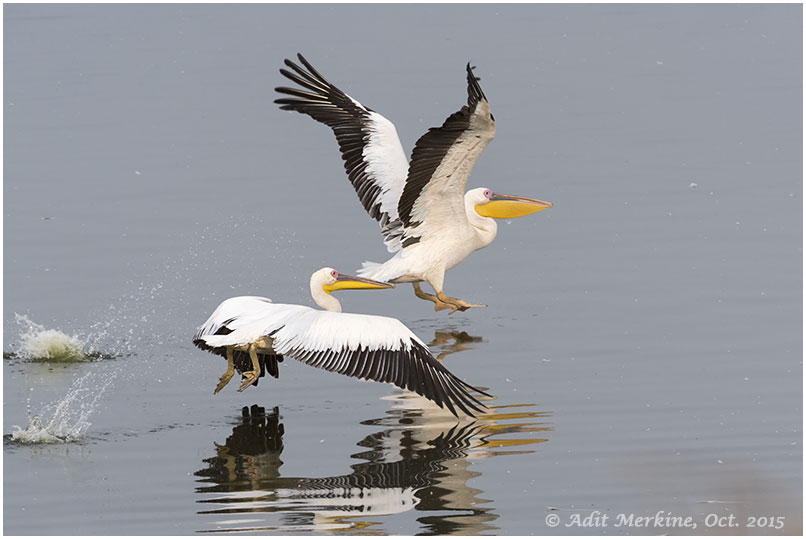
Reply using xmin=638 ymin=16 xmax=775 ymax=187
xmin=194 ymin=330 xmax=552 ymax=534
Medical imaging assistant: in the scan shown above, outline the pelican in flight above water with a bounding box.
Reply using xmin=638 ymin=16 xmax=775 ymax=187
xmin=276 ymin=54 xmax=553 ymax=314
xmin=193 ymin=268 xmax=487 ymax=417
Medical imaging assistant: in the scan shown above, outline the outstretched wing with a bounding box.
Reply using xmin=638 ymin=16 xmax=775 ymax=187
xmin=397 ymin=64 xmax=496 ymax=248
xmin=275 ymin=54 xmax=409 ymax=252
xmin=194 ymin=298 xmax=487 ymax=417
xmin=271 ymin=310 xmax=488 ymax=418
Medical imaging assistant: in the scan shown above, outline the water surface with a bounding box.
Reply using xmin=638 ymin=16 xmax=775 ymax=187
xmin=4 ymin=4 xmax=802 ymax=535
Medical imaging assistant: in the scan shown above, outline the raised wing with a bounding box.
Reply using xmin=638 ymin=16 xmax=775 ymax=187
xmin=398 ymin=64 xmax=496 ymax=248
xmin=275 ymin=54 xmax=409 ymax=252
xmin=271 ymin=310 xmax=488 ymax=417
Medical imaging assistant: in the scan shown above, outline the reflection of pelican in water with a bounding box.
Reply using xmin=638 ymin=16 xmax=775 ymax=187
xmin=368 ymin=329 xmax=551 ymax=533
xmin=195 ymin=331 xmax=551 ymax=534
xmin=195 ymin=405 xmax=285 ymax=491
xmin=429 ymin=330 xmax=483 ymax=361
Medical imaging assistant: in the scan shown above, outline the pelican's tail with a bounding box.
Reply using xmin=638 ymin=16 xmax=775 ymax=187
xmin=357 ymin=256 xmax=411 ymax=283
xmin=357 ymin=260 xmax=383 ymax=279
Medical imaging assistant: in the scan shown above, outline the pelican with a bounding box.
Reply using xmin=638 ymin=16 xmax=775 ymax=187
xmin=193 ymin=268 xmax=487 ymax=417
xmin=275 ymin=54 xmax=553 ymax=314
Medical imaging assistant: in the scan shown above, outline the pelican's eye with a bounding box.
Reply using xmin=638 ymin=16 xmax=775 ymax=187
xmin=483 ymin=189 xmax=493 ymax=199
xmin=330 ymin=270 xmax=339 ymax=279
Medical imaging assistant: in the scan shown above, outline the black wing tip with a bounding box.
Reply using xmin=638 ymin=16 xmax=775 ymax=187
xmin=469 ymin=384 xmax=493 ymax=399
xmin=465 ymin=61 xmax=488 ymax=106
xmin=275 ymin=54 xmax=369 ymax=122
xmin=281 ymin=55 xmax=306 ymax=73
xmin=281 ymin=53 xmax=308 ymax=69
xmin=278 ymin=53 xmax=331 ymax=90
xmin=409 ymin=340 xmax=489 ymax=419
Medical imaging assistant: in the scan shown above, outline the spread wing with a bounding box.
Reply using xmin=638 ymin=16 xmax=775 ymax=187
xmin=275 ymin=54 xmax=409 ymax=252
xmin=272 ymin=310 xmax=488 ymax=418
xmin=397 ymin=64 xmax=496 ymax=248
xmin=194 ymin=296 xmax=488 ymax=417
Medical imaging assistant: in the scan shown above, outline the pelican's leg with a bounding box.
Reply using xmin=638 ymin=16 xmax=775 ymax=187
xmin=214 ymin=349 xmax=236 ymax=394
xmin=436 ymin=291 xmax=487 ymax=315
xmin=413 ymin=283 xmax=455 ymax=312
xmin=237 ymin=344 xmax=261 ymax=392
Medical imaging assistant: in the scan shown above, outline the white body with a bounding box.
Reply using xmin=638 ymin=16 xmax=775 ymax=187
xmin=359 ymin=189 xmax=498 ymax=291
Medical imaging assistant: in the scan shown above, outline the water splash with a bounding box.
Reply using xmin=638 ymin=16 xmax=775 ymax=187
xmin=6 ymin=217 xmax=303 ymax=444
xmin=9 ymin=314 xmax=87 ymax=362
xmin=9 ymin=370 xmax=117 ymax=444
xmin=77 ymin=217 xmax=305 ymax=361
xmin=8 ymin=417 xmax=65 ymax=444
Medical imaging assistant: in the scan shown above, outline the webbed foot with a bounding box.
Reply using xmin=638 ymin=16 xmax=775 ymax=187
xmin=214 ymin=370 xmax=234 ymax=394
xmin=237 ymin=371 xmax=259 ymax=392
xmin=214 ymin=349 xmax=236 ymax=395
xmin=437 ymin=291 xmax=487 ymax=315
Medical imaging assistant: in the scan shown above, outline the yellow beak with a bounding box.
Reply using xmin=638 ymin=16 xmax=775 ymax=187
xmin=475 ymin=193 xmax=554 ymax=219
xmin=323 ymin=273 xmax=395 ymax=294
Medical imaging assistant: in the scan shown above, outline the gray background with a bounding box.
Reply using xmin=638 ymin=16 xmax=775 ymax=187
xmin=4 ymin=4 xmax=802 ymax=535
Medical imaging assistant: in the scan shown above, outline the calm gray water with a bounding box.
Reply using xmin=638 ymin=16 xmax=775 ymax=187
xmin=4 ymin=4 xmax=802 ymax=535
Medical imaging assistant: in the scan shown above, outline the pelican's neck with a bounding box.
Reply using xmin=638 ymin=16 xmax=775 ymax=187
xmin=310 ymin=279 xmax=342 ymax=312
xmin=465 ymin=197 xmax=498 ymax=248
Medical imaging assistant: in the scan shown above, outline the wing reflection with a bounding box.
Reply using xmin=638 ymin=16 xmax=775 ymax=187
xmin=195 ymin=330 xmax=552 ymax=534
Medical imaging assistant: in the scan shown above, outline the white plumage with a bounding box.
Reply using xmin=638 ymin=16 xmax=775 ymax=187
xmin=276 ymin=54 xmax=553 ymax=313
xmin=194 ymin=268 xmax=487 ymax=417
xmin=360 ymin=111 xmax=410 ymax=252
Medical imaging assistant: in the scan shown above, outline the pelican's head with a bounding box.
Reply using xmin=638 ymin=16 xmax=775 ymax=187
xmin=469 ymin=187 xmax=553 ymax=219
xmin=311 ymin=268 xmax=394 ymax=313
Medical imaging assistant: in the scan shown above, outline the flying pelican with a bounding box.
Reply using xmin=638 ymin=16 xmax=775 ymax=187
xmin=275 ymin=54 xmax=553 ymax=314
xmin=193 ymin=267 xmax=487 ymax=417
